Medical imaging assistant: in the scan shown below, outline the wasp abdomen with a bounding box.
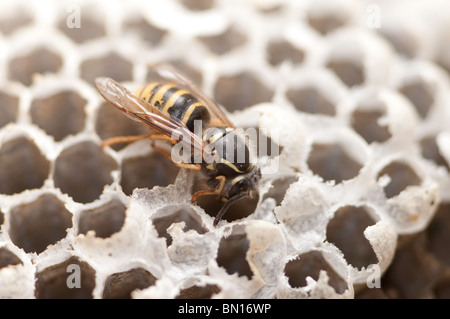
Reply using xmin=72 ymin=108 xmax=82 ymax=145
xmin=136 ymin=82 xmax=210 ymax=132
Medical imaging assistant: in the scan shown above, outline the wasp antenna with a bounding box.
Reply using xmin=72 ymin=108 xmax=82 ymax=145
xmin=213 ymin=194 xmax=245 ymax=227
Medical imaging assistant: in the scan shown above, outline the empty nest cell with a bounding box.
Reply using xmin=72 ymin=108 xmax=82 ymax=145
xmin=426 ymin=203 xmax=450 ymax=267
xmin=326 ymin=205 xmax=378 ymax=269
xmin=306 ymin=7 xmax=348 ymax=35
xmin=95 ymin=101 xmax=150 ymax=151
xmin=378 ymin=27 xmax=419 ymax=59
xmin=180 ymin=0 xmax=215 ymax=11
xmin=0 ymin=247 xmax=22 ymax=269
xmin=80 ymin=52 xmax=133 ymax=86
xmin=433 ymin=277 xmax=450 ymax=299
xmin=286 ymin=86 xmax=335 ymax=116
xmin=152 ymin=205 xmax=207 ymax=246
xmin=377 ymin=161 xmax=421 ymax=198
xmin=8 ymin=47 xmax=63 ymax=86
xmin=326 ymin=59 xmax=365 ymax=87
xmin=123 ymin=17 xmax=167 ymax=46
xmin=30 ymin=90 xmax=87 ymax=141
xmin=351 ymin=108 xmax=391 ymax=144
xmin=78 ymin=198 xmax=126 ymax=239
xmin=120 ymin=151 xmax=179 ymax=196
xmin=198 ymin=26 xmax=247 ymax=55
xmin=9 ymin=194 xmax=72 ymax=254
xmin=102 ymin=267 xmax=157 ymax=299
xmin=216 ymin=226 xmax=253 ymax=279
xmin=0 ymin=91 xmax=19 ymax=128
xmin=0 ymin=136 xmax=50 ymax=195
xmin=399 ymin=79 xmax=435 ymax=118
xmin=420 ymin=136 xmax=450 ymax=170
xmin=0 ymin=9 xmax=33 ymax=36
xmin=57 ymin=13 xmax=105 ymax=44
xmin=35 ymin=256 xmax=96 ymax=299
xmin=262 ymin=176 xmax=298 ymax=206
xmin=176 ymin=284 xmax=221 ymax=299
xmin=266 ymin=39 xmax=305 ymax=67
xmin=307 ymin=142 xmax=363 ymax=183
xmin=53 ymin=141 xmax=118 ymax=203
xmin=381 ymin=233 xmax=442 ymax=299
xmin=214 ymin=72 xmax=274 ymax=112
xmin=284 ymin=251 xmax=348 ymax=294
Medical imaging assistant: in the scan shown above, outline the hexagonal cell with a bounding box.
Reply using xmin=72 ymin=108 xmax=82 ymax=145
xmin=0 ymin=247 xmax=22 ymax=269
xmin=80 ymin=52 xmax=133 ymax=86
xmin=95 ymin=101 xmax=150 ymax=151
xmin=266 ymin=39 xmax=305 ymax=67
xmin=327 ymin=59 xmax=364 ymax=87
xmin=123 ymin=17 xmax=167 ymax=46
xmin=436 ymin=38 xmax=450 ymax=76
xmin=152 ymin=205 xmax=207 ymax=246
xmin=30 ymin=90 xmax=87 ymax=141
xmin=326 ymin=205 xmax=378 ymax=269
xmin=307 ymin=10 xmax=348 ymax=35
xmin=180 ymin=0 xmax=215 ymax=11
xmin=378 ymin=28 xmax=418 ymax=59
xmin=54 ymin=141 xmax=118 ymax=203
xmin=214 ymin=72 xmax=274 ymax=112
xmin=307 ymin=143 xmax=363 ymax=183
xmin=433 ymin=277 xmax=450 ymax=299
xmin=176 ymin=284 xmax=221 ymax=299
xmin=120 ymin=151 xmax=179 ymax=196
xmin=377 ymin=161 xmax=421 ymax=199
xmin=399 ymin=79 xmax=435 ymax=118
xmin=198 ymin=26 xmax=247 ymax=55
xmin=355 ymin=286 xmax=389 ymax=299
xmin=0 ymin=136 xmax=50 ymax=195
xmin=284 ymin=251 xmax=348 ymax=294
xmin=78 ymin=199 xmax=126 ymax=239
xmin=57 ymin=14 xmax=105 ymax=44
xmin=9 ymin=194 xmax=72 ymax=254
xmin=427 ymin=203 xmax=450 ymax=267
xmin=35 ymin=256 xmax=96 ymax=299
xmin=286 ymin=87 xmax=335 ymax=116
xmin=381 ymin=233 xmax=442 ymax=298
xmin=0 ymin=91 xmax=19 ymax=128
xmin=102 ymin=267 xmax=157 ymax=299
xmin=351 ymin=109 xmax=391 ymax=144
xmin=8 ymin=47 xmax=63 ymax=86
xmin=216 ymin=226 xmax=253 ymax=279
xmin=420 ymin=136 xmax=449 ymax=170
xmin=262 ymin=176 xmax=298 ymax=206
xmin=0 ymin=10 xmax=33 ymax=36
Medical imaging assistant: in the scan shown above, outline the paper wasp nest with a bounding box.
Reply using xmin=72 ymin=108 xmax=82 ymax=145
xmin=0 ymin=0 xmax=449 ymax=299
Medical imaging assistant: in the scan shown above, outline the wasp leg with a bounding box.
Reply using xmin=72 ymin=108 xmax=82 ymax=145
xmin=191 ymin=175 xmax=226 ymax=204
xmin=151 ymin=142 xmax=201 ymax=171
xmin=101 ymin=134 xmax=153 ymax=148
xmin=191 ymin=189 xmax=220 ymax=204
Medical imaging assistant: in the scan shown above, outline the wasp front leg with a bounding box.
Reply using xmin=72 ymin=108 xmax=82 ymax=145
xmin=191 ymin=175 xmax=226 ymax=204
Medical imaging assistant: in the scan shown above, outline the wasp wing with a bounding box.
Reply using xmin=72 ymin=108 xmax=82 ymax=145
xmin=95 ymin=77 xmax=206 ymax=154
xmin=149 ymin=63 xmax=235 ymax=128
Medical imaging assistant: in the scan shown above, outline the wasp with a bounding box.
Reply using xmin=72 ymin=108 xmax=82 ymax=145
xmin=95 ymin=64 xmax=261 ymax=226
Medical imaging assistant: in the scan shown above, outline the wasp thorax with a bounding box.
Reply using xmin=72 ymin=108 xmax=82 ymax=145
xmin=202 ymin=127 xmax=251 ymax=176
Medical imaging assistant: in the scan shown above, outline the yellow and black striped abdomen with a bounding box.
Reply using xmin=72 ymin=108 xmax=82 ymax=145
xmin=135 ymin=82 xmax=210 ymax=132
